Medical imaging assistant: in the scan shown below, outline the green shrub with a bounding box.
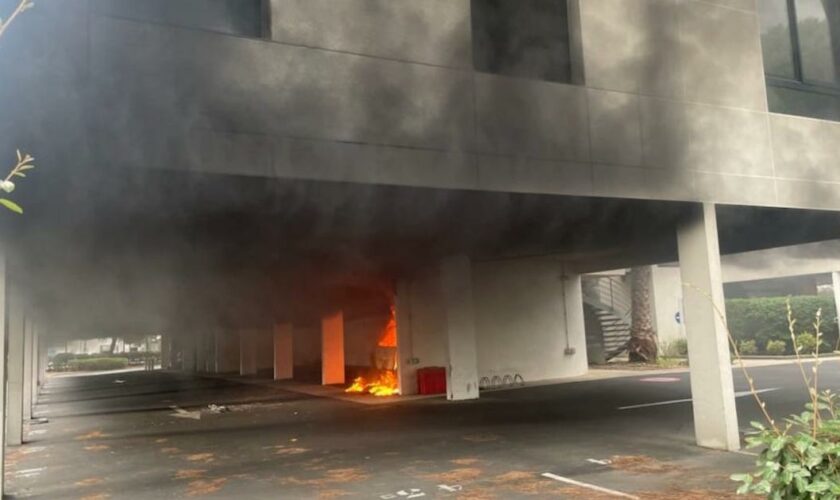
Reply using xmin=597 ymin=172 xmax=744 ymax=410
xmin=733 ymin=391 xmax=840 ymax=497
xmin=766 ymin=340 xmax=787 ymax=356
xmin=738 ymin=340 xmax=758 ymax=355
xmin=795 ymin=332 xmax=826 ymax=354
xmin=51 ymin=352 xmax=75 ymax=368
xmin=726 ymin=295 xmax=838 ymax=353
xmin=672 ymin=338 xmax=688 ymax=356
xmin=67 ymin=357 xmax=128 ymax=372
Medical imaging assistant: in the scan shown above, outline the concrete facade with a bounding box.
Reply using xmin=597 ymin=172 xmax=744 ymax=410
xmin=7 ymin=0 xmax=840 ymax=460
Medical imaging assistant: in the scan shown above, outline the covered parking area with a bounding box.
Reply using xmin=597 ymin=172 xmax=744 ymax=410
xmin=3 ymin=166 xmax=840 ymax=496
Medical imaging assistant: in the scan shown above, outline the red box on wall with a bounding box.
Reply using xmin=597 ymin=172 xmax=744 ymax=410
xmin=417 ymin=367 xmax=446 ymax=395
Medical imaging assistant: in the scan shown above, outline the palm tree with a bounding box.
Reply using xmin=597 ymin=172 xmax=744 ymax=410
xmin=627 ymin=266 xmax=658 ymax=362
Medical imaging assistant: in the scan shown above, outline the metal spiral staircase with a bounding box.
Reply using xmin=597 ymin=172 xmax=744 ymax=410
xmin=582 ymin=274 xmax=632 ymax=363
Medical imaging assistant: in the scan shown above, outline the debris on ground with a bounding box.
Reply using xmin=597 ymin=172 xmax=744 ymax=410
xmin=608 ymin=455 xmax=680 ymax=474
xmin=206 ymin=404 xmax=229 ymax=414
xmin=186 ymin=477 xmax=227 ymax=497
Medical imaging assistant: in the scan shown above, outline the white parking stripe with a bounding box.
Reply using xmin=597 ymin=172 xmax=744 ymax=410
xmin=618 ymin=388 xmax=779 ymax=410
xmin=541 ymin=473 xmax=639 ymax=499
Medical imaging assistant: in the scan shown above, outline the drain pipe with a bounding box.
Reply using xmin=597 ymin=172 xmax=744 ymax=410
xmin=561 ymin=262 xmax=575 ymax=355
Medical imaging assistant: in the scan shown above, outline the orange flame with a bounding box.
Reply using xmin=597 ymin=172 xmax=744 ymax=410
xmin=345 ymin=369 xmax=399 ymax=397
xmin=377 ymin=305 xmax=397 ymax=348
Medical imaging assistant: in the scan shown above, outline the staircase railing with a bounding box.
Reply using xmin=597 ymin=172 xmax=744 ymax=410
xmin=582 ymin=275 xmax=632 ymax=361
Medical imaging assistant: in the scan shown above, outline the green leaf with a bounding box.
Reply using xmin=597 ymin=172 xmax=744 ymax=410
xmin=0 ymin=199 xmax=23 ymax=214
xmin=805 ymin=481 xmax=832 ymax=493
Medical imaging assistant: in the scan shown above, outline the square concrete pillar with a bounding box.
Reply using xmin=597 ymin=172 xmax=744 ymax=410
xmin=215 ymin=331 xmax=239 ymax=373
xmin=395 ymin=280 xmax=416 ymax=395
xmin=181 ymin=335 xmax=197 ymax=372
xmin=22 ymin=321 xmax=33 ymax=421
xmin=240 ymin=330 xmax=258 ymax=376
xmin=831 ymin=272 xmax=840 ymax=337
xmin=0 ymin=254 xmax=8 ymax=495
xmin=321 ymin=311 xmax=345 ymax=385
xmin=31 ymin=328 xmax=40 ymax=407
xmin=7 ymin=294 xmax=25 ymax=446
xmin=161 ymin=333 xmax=171 ymax=369
xmin=677 ymin=203 xmax=740 ymax=451
xmin=440 ymin=255 xmax=479 ymax=401
xmin=273 ymin=323 xmax=293 ymax=380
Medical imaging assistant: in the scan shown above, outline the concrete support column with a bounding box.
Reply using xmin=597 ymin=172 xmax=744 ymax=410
xmin=195 ymin=332 xmax=207 ymax=373
xmin=0 ymin=252 xmax=8 ymax=495
xmin=831 ymin=272 xmax=840 ymax=338
xmin=273 ymin=323 xmax=293 ymax=380
xmin=395 ymin=280 xmax=416 ymax=395
xmin=181 ymin=335 xmax=197 ymax=372
xmin=30 ymin=327 xmax=40 ymax=408
xmin=677 ymin=203 xmax=740 ymax=451
xmin=321 ymin=311 xmax=345 ymax=385
xmin=22 ymin=321 xmax=33 ymax=421
xmin=216 ymin=331 xmax=239 ymax=373
xmin=239 ymin=330 xmax=257 ymax=376
xmin=440 ymin=255 xmax=479 ymax=401
xmin=7 ymin=292 xmax=25 ymax=446
xmin=161 ymin=333 xmax=171 ymax=369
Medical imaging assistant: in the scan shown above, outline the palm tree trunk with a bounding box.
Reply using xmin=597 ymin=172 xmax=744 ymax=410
xmin=627 ymin=266 xmax=658 ymax=362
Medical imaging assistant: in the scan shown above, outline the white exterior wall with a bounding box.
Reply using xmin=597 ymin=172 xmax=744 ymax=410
xmin=473 ymin=256 xmax=588 ymax=383
xmin=651 ymin=265 xmax=686 ymax=347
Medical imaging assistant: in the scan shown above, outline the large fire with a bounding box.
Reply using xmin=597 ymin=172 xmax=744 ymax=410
xmin=345 ymin=369 xmax=399 ymax=396
xmin=345 ymin=305 xmax=400 ymax=397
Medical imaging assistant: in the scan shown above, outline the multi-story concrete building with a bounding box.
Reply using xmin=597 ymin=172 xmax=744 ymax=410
xmin=3 ymin=1 xmax=840 ymax=470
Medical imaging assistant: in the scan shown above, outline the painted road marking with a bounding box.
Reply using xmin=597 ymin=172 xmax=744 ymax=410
xmin=541 ymin=473 xmax=639 ymax=499
xmin=618 ymin=388 xmax=779 ymax=410
xmin=28 ymin=429 xmax=47 ymax=436
xmin=638 ymin=377 xmax=681 ymax=383
xmin=586 ymin=458 xmax=611 ymax=465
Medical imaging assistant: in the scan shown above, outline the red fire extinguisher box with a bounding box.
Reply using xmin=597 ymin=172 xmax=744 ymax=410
xmin=417 ymin=367 xmax=447 ymax=395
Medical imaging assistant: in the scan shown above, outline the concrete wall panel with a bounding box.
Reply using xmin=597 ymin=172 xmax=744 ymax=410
xmin=678 ymin=1 xmax=766 ymax=110
xmin=579 ymin=0 xmax=683 ymax=98
xmin=474 ymin=74 xmax=590 ymax=161
xmin=269 ymin=0 xmax=471 ymax=68
xmin=472 ymin=256 xmax=588 ymax=383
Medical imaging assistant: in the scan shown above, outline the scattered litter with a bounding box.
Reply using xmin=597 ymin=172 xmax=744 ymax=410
xmin=290 ymin=438 xmax=298 ymax=442
xmin=206 ymin=404 xmax=229 ymax=414
xmin=113 ymin=380 xmax=125 ymax=384
xmin=437 ymin=484 xmax=463 ymax=492
xmin=380 ymin=488 xmax=426 ymax=499
xmin=169 ymin=406 xmax=201 ymax=420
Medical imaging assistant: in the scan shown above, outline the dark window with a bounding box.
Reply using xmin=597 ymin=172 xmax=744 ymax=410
xmin=759 ymin=0 xmax=840 ymax=87
xmin=760 ymin=0 xmax=840 ymax=121
xmin=471 ymin=0 xmax=571 ymax=83
xmin=92 ymin=0 xmax=264 ymax=38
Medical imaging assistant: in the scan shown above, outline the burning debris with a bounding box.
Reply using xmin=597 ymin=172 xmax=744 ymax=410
xmin=345 ymin=369 xmax=399 ymax=397
xmin=345 ymin=305 xmax=400 ymax=397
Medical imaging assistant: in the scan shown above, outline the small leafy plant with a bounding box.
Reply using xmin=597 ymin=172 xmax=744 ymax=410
xmin=0 ymin=1 xmax=36 ymax=214
xmin=732 ymin=302 xmax=840 ymax=498
xmin=766 ymin=339 xmax=787 ymax=356
xmin=796 ymin=332 xmax=826 ymax=355
xmin=739 ymin=340 xmax=758 ymax=356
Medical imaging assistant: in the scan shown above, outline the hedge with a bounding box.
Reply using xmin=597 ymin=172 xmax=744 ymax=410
xmin=66 ymin=357 xmax=129 ymax=372
xmin=725 ymin=295 xmax=839 ymax=355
